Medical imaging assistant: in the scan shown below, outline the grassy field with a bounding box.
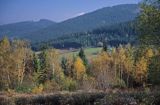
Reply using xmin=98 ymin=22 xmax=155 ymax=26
xmin=59 ymin=47 xmax=102 ymax=59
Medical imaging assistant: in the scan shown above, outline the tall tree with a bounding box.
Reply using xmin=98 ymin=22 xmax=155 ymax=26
xmin=78 ymin=48 xmax=88 ymax=67
xmin=33 ymin=53 xmax=41 ymax=73
xmin=12 ymin=40 xmax=31 ymax=86
xmin=102 ymin=40 xmax=108 ymax=52
xmin=148 ymin=55 xmax=160 ymax=85
xmin=74 ymin=57 xmax=86 ymax=80
xmin=135 ymin=57 xmax=148 ymax=85
xmin=138 ymin=1 xmax=160 ymax=48
xmin=0 ymin=37 xmax=12 ymax=90
xmin=61 ymin=57 xmax=68 ymax=76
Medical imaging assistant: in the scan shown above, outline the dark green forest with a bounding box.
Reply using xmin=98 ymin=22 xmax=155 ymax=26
xmin=32 ymin=21 xmax=137 ymax=50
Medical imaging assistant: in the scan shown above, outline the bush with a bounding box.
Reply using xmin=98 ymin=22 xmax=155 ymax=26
xmin=15 ymin=86 xmax=33 ymax=93
xmin=32 ymin=84 xmax=43 ymax=94
xmin=62 ymin=77 xmax=77 ymax=91
xmin=43 ymin=80 xmax=60 ymax=92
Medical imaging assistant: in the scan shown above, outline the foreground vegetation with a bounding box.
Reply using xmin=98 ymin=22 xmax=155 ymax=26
xmin=1 ymin=90 xmax=160 ymax=105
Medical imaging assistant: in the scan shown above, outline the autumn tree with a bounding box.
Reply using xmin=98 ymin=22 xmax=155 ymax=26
xmin=123 ymin=44 xmax=135 ymax=87
xmin=138 ymin=1 xmax=160 ymax=48
xmin=73 ymin=57 xmax=86 ymax=80
xmin=118 ymin=46 xmax=126 ymax=83
xmin=12 ymin=40 xmax=32 ymax=86
xmin=0 ymin=37 xmax=12 ymax=90
xmin=0 ymin=38 xmax=33 ymax=90
xmin=46 ymin=49 xmax=63 ymax=83
xmin=91 ymin=51 xmax=114 ymax=89
xmin=135 ymin=57 xmax=148 ymax=85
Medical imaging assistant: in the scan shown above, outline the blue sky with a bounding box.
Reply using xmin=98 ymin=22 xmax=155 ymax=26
xmin=0 ymin=0 xmax=141 ymax=25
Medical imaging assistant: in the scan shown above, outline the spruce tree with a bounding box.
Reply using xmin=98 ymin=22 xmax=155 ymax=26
xmin=103 ymin=42 xmax=108 ymax=52
xmin=61 ymin=57 xmax=68 ymax=76
xmin=38 ymin=51 xmax=48 ymax=84
xmin=78 ymin=48 xmax=88 ymax=67
xmin=33 ymin=53 xmax=41 ymax=73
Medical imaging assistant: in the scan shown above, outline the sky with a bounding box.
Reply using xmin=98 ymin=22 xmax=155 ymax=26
xmin=0 ymin=0 xmax=141 ymax=25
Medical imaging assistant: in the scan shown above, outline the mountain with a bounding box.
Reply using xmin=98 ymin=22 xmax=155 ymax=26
xmin=0 ymin=4 xmax=139 ymax=42
xmin=25 ymin=4 xmax=139 ymax=42
xmin=0 ymin=19 xmax=56 ymax=39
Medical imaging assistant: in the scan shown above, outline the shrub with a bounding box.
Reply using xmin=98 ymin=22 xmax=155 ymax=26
xmin=43 ymin=80 xmax=60 ymax=92
xmin=32 ymin=84 xmax=43 ymax=94
xmin=15 ymin=85 xmax=32 ymax=93
xmin=62 ymin=77 xmax=77 ymax=91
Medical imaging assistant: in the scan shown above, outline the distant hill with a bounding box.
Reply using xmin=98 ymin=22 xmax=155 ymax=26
xmin=0 ymin=4 xmax=139 ymax=42
xmin=26 ymin=4 xmax=139 ymax=42
xmin=0 ymin=19 xmax=56 ymax=39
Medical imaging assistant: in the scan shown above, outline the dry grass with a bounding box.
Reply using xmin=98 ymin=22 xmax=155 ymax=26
xmin=0 ymin=90 xmax=160 ymax=105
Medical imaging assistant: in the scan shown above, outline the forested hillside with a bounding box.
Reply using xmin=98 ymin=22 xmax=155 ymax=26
xmin=26 ymin=4 xmax=139 ymax=41
xmin=0 ymin=4 xmax=139 ymax=42
xmin=0 ymin=19 xmax=56 ymax=39
xmin=32 ymin=21 xmax=137 ymax=50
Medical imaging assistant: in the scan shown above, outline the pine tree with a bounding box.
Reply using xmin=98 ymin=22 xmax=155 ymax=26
xmin=61 ymin=57 xmax=68 ymax=76
xmin=38 ymin=51 xmax=48 ymax=84
xmin=33 ymin=53 xmax=41 ymax=73
xmin=78 ymin=48 xmax=88 ymax=67
xmin=102 ymin=42 xmax=108 ymax=52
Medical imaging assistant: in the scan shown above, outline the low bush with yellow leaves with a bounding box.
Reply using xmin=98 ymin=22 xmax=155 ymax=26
xmin=32 ymin=84 xmax=43 ymax=94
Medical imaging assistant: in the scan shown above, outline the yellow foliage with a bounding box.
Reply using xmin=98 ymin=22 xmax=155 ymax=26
xmin=74 ymin=57 xmax=86 ymax=79
xmin=0 ymin=37 xmax=10 ymax=50
xmin=7 ymin=88 xmax=16 ymax=94
xmin=117 ymin=46 xmax=126 ymax=62
xmin=135 ymin=57 xmax=148 ymax=82
xmin=91 ymin=51 xmax=110 ymax=74
xmin=145 ymin=48 xmax=154 ymax=58
xmin=32 ymin=84 xmax=43 ymax=94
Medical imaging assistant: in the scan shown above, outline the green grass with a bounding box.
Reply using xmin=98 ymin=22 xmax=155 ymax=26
xmin=60 ymin=47 xmax=102 ymax=59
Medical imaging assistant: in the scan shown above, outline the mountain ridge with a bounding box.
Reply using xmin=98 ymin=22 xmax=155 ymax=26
xmin=0 ymin=19 xmax=56 ymax=39
xmin=0 ymin=4 xmax=139 ymax=42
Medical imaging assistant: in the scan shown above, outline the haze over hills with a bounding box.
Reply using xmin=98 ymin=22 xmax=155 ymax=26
xmin=0 ymin=19 xmax=56 ymax=39
xmin=0 ymin=4 xmax=139 ymax=42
